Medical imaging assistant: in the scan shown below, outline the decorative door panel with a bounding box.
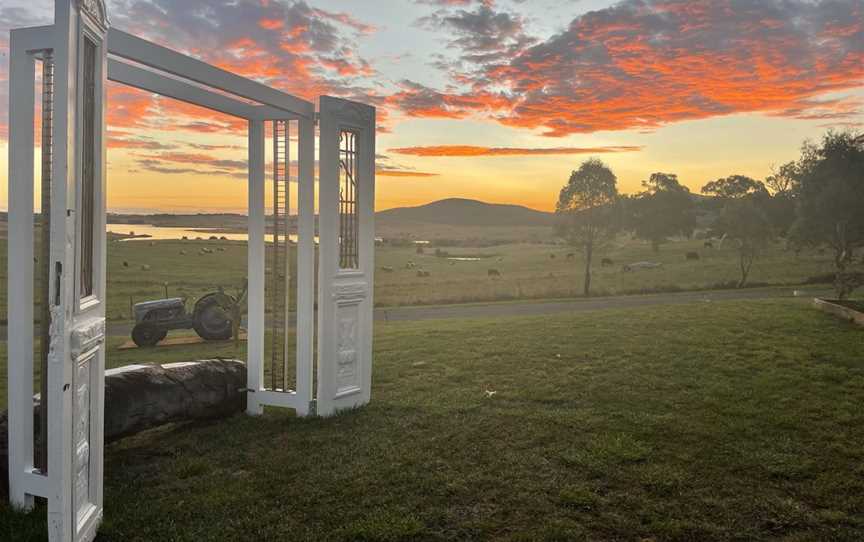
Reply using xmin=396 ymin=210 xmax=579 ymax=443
xmin=71 ymin=343 xmax=101 ymax=535
xmin=317 ymin=97 xmax=376 ymax=416
xmin=45 ymin=2 xmax=109 ymax=541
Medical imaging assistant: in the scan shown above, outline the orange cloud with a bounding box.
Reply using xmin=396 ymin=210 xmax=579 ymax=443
xmin=394 ymin=0 xmax=864 ymax=136
xmin=388 ymin=145 xmax=644 ymax=157
xmin=259 ymin=18 xmax=283 ymax=30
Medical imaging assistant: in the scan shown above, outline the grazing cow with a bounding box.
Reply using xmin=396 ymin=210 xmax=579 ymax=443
xmin=416 ymin=270 xmax=431 ymax=278
xmin=179 ymin=250 xmax=187 ymax=255
xmin=488 ymin=268 xmax=501 ymax=277
xmin=601 ymin=258 xmax=614 ymax=267
xmin=381 ymin=266 xmax=394 ymax=272
xmin=216 ymin=247 xmax=225 ymax=252
xmin=140 ymin=264 xmax=151 ymax=271
xmin=449 ymin=261 xmax=456 ymax=266
xmin=566 ymin=253 xmax=576 ymax=260
xmin=686 ymin=252 xmax=700 ymax=261
xmin=405 ymin=261 xmax=417 ymax=270
xmin=122 ymin=261 xmax=129 ymax=268
xmin=704 ymin=240 xmax=714 ymax=249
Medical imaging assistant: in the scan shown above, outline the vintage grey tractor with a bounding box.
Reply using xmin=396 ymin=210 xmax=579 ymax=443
xmin=131 ymin=292 xmax=234 ymax=347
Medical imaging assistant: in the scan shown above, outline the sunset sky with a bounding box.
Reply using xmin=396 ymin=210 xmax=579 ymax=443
xmin=0 ymin=0 xmax=862 ymax=213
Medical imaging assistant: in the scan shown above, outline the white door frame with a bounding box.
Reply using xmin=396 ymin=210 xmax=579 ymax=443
xmin=7 ymin=1 xmax=348 ymax=539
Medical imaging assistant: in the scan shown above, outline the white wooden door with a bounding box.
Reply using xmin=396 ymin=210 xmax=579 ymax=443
xmin=317 ymin=96 xmax=376 ymax=417
xmin=47 ymin=2 xmax=109 ymax=541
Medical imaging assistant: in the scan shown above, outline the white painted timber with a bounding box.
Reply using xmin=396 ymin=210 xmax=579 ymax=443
xmin=106 ymin=60 xmax=300 ymax=121
xmin=46 ymin=6 xmax=77 ymax=538
xmin=294 ymin=117 xmax=316 ymax=415
xmin=106 ymin=28 xmax=314 ymax=118
xmin=16 ymin=27 xmax=310 ymax=122
xmin=316 ymin=96 xmax=376 ymax=417
xmin=7 ymin=29 xmax=38 ymax=510
xmin=246 ymin=120 xmax=266 ymax=416
xmin=254 ymin=390 xmax=303 ymax=410
xmin=45 ymin=2 xmax=109 ymax=540
xmin=9 ymin=25 xmax=54 ymax=51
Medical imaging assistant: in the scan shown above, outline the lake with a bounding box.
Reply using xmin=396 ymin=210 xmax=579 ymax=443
xmin=108 ymin=224 xmax=292 ymax=242
xmin=108 ymin=224 xmax=390 ymax=245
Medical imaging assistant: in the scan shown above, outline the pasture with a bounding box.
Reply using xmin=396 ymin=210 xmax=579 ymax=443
xmin=0 ymin=234 xmax=849 ymax=323
xmin=3 ymin=299 xmax=864 ymax=540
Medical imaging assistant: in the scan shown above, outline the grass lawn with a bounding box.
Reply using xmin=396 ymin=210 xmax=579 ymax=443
xmin=3 ymin=299 xmax=864 ymax=540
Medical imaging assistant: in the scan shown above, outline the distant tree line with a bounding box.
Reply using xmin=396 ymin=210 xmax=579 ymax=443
xmin=556 ymin=130 xmax=864 ymax=299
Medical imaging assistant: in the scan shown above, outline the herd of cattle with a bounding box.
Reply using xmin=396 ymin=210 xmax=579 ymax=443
xmin=122 ymin=238 xmax=722 ymax=279
xmin=381 ymin=241 xmax=719 ymax=279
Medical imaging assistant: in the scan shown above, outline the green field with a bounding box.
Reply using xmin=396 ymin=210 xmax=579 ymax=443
xmin=3 ymin=299 xmax=864 ymax=540
xmin=0 ymin=235 xmax=851 ymax=322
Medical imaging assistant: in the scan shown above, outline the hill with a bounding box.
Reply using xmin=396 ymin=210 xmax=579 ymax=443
xmin=376 ymin=198 xmax=554 ymax=227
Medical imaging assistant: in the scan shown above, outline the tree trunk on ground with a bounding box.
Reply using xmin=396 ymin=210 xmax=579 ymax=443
xmin=583 ymin=241 xmax=593 ymax=297
xmin=1 ymin=359 xmax=246 ymax=497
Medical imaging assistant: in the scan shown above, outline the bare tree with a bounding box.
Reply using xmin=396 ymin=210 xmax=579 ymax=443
xmin=702 ymin=176 xmax=774 ymax=288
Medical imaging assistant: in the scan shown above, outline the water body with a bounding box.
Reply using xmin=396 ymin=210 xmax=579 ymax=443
xmin=107 ymin=224 xmax=302 ymax=243
xmin=108 ymin=224 xmax=396 ymax=246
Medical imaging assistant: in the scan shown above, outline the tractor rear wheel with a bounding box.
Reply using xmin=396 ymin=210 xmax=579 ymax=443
xmin=193 ymin=294 xmax=233 ymax=341
xmin=132 ymin=323 xmax=164 ymax=347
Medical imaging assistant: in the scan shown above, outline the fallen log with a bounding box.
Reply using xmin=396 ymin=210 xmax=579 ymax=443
xmin=2 ymin=359 xmax=246 ymax=498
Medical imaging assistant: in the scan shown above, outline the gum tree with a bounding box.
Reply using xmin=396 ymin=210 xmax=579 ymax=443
xmin=628 ymin=172 xmax=696 ymax=251
xmin=556 ymin=159 xmax=620 ymax=296
xmin=791 ymin=131 xmax=864 ymax=299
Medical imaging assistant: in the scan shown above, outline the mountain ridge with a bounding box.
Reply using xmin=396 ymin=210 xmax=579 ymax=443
xmin=376 ymin=198 xmax=554 ymax=227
